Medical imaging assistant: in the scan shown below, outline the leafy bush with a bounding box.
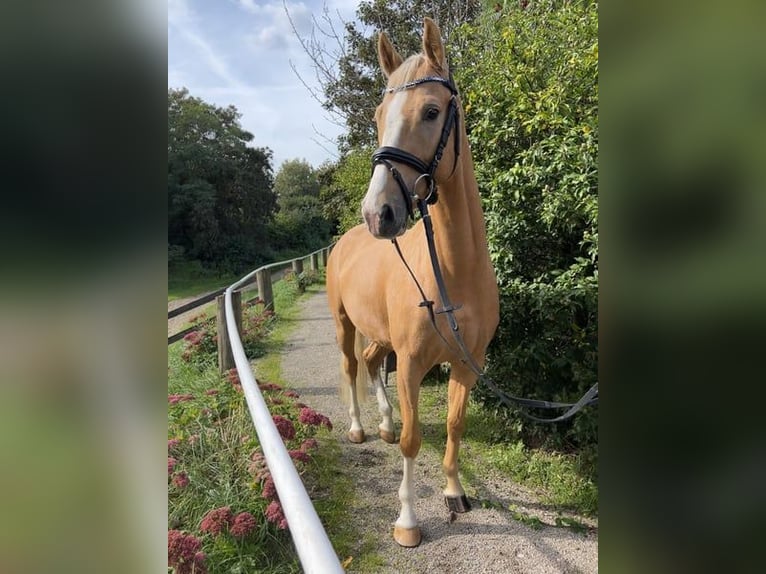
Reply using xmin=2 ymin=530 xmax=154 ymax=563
xmin=319 ymin=147 xmax=373 ymax=235
xmin=282 ymin=268 xmax=325 ymax=294
xmin=181 ymin=302 xmax=276 ymax=369
xmin=455 ymin=0 xmax=598 ymax=450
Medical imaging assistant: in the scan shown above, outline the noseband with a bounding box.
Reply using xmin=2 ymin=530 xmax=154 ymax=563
xmin=371 ymin=74 xmax=461 ymax=220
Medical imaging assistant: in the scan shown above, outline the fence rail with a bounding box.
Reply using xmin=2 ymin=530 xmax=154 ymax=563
xmin=223 ymin=245 xmax=343 ymax=574
xmin=167 ymin=245 xmax=332 ymax=346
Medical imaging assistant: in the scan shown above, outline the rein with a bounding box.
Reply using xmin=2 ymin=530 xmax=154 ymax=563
xmin=392 ymin=187 xmax=599 ymax=424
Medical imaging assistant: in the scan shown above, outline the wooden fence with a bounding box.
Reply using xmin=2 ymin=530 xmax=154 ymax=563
xmin=167 ymin=244 xmax=333 ymax=369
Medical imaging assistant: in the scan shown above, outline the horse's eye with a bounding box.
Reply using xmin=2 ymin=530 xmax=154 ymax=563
xmin=424 ymin=107 xmax=440 ymax=121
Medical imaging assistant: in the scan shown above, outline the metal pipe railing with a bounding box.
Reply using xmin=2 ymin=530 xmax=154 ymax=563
xmin=224 ymin=263 xmax=343 ymax=574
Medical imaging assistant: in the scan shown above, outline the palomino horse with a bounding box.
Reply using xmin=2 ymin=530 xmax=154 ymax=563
xmin=326 ymin=18 xmax=499 ymax=548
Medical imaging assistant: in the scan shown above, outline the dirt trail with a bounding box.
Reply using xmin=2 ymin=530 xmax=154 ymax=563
xmin=277 ymin=290 xmax=598 ymax=573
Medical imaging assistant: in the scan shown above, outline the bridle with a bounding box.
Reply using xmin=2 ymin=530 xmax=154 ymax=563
xmin=371 ymin=74 xmax=461 ymax=220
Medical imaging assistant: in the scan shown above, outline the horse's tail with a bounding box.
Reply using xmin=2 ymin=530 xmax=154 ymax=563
xmin=340 ymin=329 xmax=370 ymax=405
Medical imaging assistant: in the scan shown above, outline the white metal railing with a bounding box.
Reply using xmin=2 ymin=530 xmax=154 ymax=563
xmin=224 ymin=251 xmax=343 ymax=574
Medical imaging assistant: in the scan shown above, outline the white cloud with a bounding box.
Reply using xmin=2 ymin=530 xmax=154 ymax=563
xmin=169 ymin=0 xmax=244 ymax=89
xmin=238 ymin=1 xmax=312 ymax=51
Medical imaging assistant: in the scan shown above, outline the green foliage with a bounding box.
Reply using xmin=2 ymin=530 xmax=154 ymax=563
xmin=168 ymin=343 xmax=332 ymax=573
xmin=269 ymin=160 xmax=332 ymax=252
xmin=319 ymin=147 xmax=373 ymax=235
xmin=168 ymin=88 xmax=276 ymax=272
xmin=179 ymin=303 xmax=277 ymax=370
xmin=455 ymin=1 xmax=598 ymax=450
xmin=274 ymin=159 xmax=320 ymax=201
xmin=283 ymin=268 xmax=325 ymax=294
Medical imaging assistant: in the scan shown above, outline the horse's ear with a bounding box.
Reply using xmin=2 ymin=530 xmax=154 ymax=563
xmin=378 ymin=32 xmax=403 ymax=78
xmin=422 ymin=17 xmax=446 ymax=72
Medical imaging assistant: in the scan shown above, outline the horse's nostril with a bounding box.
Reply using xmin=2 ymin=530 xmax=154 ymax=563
xmin=381 ymin=203 xmax=395 ymax=223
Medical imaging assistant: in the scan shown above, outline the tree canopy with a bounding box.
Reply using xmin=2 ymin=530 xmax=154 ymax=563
xmin=168 ymin=88 xmax=276 ymax=271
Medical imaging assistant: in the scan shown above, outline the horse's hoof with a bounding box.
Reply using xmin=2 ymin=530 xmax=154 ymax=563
xmin=379 ymin=429 xmax=396 ymax=444
xmin=445 ymin=494 xmax=471 ymax=513
xmin=393 ymin=525 xmax=422 ymax=548
xmin=347 ymin=429 xmax=366 ymax=443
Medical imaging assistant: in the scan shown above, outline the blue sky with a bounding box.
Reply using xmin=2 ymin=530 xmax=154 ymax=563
xmin=168 ymin=0 xmax=361 ymax=169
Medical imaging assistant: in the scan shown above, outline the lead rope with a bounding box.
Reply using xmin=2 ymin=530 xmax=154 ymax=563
xmin=392 ymin=198 xmax=599 ymax=423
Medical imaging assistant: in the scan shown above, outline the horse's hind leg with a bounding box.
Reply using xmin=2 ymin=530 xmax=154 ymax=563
xmin=362 ymin=343 xmax=396 ymax=443
xmin=442 ymin=364 xmax=477 ymax=513
xmin=335 ymin=316 xmax=366 ymax=443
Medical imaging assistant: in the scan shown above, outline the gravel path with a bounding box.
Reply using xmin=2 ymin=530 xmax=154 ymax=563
xmin=278 ymin=290 xmax=598 ymax=573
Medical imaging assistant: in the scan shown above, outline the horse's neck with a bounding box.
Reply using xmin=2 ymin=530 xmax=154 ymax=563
xmin=428 ymin=149 xmax=491 ymax=280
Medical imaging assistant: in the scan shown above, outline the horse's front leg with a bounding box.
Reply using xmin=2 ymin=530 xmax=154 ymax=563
xmin=393 ymin=356 xmax=428 ymax=547
xmin=443 ymin=363 xmax=478 ymax=513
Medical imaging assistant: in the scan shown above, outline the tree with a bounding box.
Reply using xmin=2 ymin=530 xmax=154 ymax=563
xmin=274 ymin=159 xmax=320 ymax=203
xmin=318 ymin=147 xmax=373 ymax=235
xmin=168 ymin=88 xmax=276 ymax=269
xmin=288 ymin=0 xmax=482 ymax=150
xmin=270 ymin=159 xmax=332 ymax=252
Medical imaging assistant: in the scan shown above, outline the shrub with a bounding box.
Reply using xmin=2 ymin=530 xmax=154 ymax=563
xmin=180 ymin=302 xmax=276 ymax=369
xmin=168 ymin=354 xmax=335 ymax=572
xmin=455 ymin=0 xmax=598 ymax=451
xmin=283 ymin=268 xmax=325 ymax=294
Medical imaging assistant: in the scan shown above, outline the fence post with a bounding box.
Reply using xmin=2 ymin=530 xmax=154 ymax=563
xmin=310 ymin=252 xmax=319 ymax=271
xmin=292 ymin=258 xmax=303 ymax=275
xmin=256 ymin=268 xmax=274 ymax=310
xmin=217 ymin=291 xmax=241 ymax=374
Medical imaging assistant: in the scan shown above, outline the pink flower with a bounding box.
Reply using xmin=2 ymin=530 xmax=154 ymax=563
xmin=168 ymin=438 xmax=182 ymax=451
xmin=229 ymin=512 xmax=258 ymax=538
xmin=248 ymin=451 xmax=268 ymax=480
xmin=183 ymin=331 xmax=203 ymax=346
xmin=300 ymin=438 xmax=319 ymax=451
xmin=168 ymin=457 xmax=178 ymax=475
xmin=225 ymin=369 xmax=238 ymax=382
xmin=172 ymin=472 xmax=189 ymax=488
xmin=168 ymin=530 xmax=206 ymax=574
xmin=199 ymin=506 xmax=233 ymax=536
xmin=284 ymin=390 xmax=300 ymax=399
xmin=264 ymin=500 xmax=288 ymax=530
xmin=298 ymin=407 xmax=333 ymax=430
xmin=168 ymin=393 xmax=194 ymax=405
xmin=272 ymin=415 xmax=295 ymax=440
xmin=289 ymin=450 xmax=310 ymax=464
xmin=261 ymin=475 xmax=277 ymax=500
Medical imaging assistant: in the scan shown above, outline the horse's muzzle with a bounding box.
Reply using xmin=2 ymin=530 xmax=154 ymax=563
xmin=363 ymin=203 xmax=406 ymax=239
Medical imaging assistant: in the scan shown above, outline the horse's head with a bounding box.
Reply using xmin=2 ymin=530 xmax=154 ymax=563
xmin=361 ymin=18 xmax=460 ymax=239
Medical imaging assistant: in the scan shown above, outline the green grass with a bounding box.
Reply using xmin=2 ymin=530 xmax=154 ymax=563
xmin=168 ymin=260 xmax=237 ymax=301
xmin=168 ymin=342 xmax=303 ymax=573
xmin=168 ymin=272 xmax=387 ymax=572
xmin=414 ymin=376 xmax=598 ymax=521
